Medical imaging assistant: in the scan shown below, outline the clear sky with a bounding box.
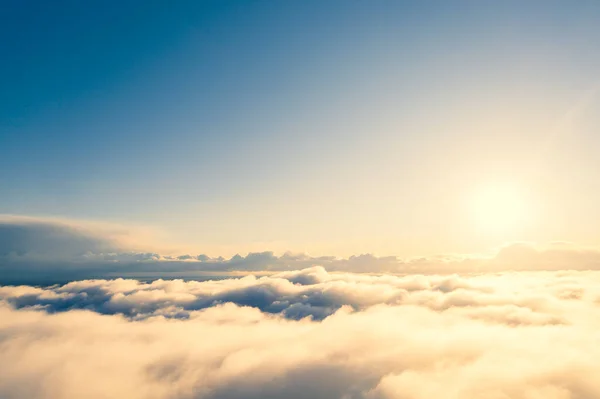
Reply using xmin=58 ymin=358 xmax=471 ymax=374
xmin=2 ymin=1 xmax=600 ymax=257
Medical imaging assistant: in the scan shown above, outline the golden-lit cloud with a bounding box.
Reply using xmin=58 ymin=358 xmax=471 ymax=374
xmin=2 ymin=216 xmax=600 ymax=287
xmin=1 ymin=268 xmax=600 ymax=398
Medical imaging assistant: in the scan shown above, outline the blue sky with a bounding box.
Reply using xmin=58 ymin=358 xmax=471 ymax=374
xmin=2 ymin=1 xmax=600 ymax=256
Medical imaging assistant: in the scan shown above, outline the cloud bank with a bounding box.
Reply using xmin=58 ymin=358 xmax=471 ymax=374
xmin=2 ymin=216 xmax=600 ymax=284
xmin=1 ymin=268 xmax=600 ymax=398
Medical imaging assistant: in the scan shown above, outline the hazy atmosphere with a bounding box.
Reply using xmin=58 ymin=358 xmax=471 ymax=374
xmin=2 ymin=1 xmax=600 ymax=398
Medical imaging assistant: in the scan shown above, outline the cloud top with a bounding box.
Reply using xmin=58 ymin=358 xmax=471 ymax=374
xmin=1 ymin=268 xmax=600 ymax=398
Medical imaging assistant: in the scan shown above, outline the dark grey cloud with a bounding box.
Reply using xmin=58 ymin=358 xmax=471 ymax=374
xmin=0 ymin=217 xmax=118 ymax=258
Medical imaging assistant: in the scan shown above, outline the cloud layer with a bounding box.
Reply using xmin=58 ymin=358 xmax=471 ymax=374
xmin=1 ymin=268 xmax=600 ymax=398
xmin=0 ymin=266 xmax=586 ymax=322
xmin=2 ymin=216 xmax=600 ymax=285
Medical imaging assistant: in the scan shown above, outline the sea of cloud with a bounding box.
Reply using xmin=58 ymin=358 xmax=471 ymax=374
xmin=1 ymin=267 xmax=600 ymax=398
xmin=2 ymin=215 xmax=600 ymax=397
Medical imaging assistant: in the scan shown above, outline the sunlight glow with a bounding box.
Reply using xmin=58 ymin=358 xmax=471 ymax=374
xmin=471 ymin=183 xmax=529 ymax=235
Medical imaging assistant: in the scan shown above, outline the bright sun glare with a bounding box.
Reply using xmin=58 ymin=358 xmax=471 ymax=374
xmin=471 ymin=183 xmax=529 ymax=234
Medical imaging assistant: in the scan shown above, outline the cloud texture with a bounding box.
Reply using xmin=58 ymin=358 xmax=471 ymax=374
xmin=1 ymin=268 xmax=600 ymax=398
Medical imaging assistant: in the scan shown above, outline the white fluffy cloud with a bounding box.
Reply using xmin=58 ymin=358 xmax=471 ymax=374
xmin=1 ymin=268 xmax=600 ymax=398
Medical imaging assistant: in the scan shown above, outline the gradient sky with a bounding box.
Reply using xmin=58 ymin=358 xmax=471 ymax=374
xmin=2 ymin=1 xmax=600 ymax=257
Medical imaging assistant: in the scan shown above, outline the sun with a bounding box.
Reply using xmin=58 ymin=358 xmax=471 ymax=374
xmin=471 ymin=183 xmax=529 ymax=234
